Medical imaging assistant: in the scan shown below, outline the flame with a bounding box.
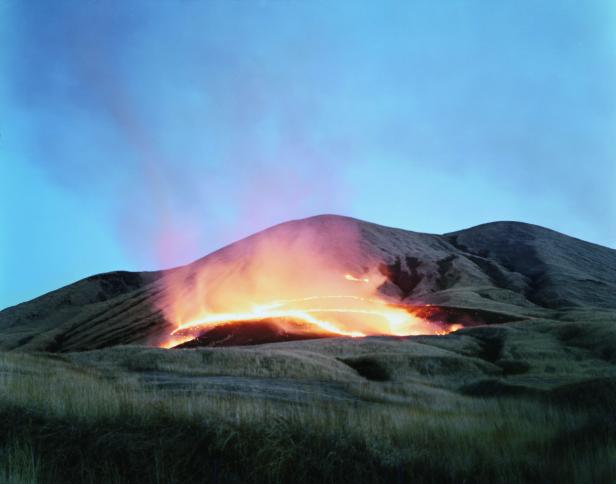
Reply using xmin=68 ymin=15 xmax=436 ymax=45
xmin=170 ymin=293 xmax=438 ymax=338
xmin=156 ymin=217 xmax=462 ymax=348
xmin=344 ymin=274 xmax=370 ymax=283
xmin=159 ymin=335 xmax=195 ymax=349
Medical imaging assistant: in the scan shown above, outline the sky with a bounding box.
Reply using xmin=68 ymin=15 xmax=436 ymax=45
xmin=1 ymin=0 xmax=615 ymax=309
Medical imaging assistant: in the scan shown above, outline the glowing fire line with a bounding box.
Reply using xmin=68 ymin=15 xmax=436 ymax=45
xmin=162 ymin=274 xmax=462 ymax=348
xmin=344 ymin=274 xmax=370 ymax=283
xmin=171 ymin=295 xmax=427 ymax=338
xmin=172 ymin=307 xmax=365 ymax=337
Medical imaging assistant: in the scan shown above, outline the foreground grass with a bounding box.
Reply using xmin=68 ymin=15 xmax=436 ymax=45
xmin=0 ymin=349 xmax=615 ymax=483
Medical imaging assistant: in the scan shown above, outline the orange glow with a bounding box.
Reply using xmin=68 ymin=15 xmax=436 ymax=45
xmin=169 ymin=293 xmax=454 ymax=339
xmin=157 ymin=218 xmax=462 ymax=348
xmin=159 ymin=334 xmax=195 ymax=349
xmin=433 ymin=323 xmax=464 ymax=335
xmin=344 ymin=274 xmax=370 ymax=283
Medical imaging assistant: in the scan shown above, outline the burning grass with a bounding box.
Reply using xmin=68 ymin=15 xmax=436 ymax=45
xmin=156 ymin=217 xmax=463 ymax=348
xmin=161 ymin=294 xmax=462 ymax=349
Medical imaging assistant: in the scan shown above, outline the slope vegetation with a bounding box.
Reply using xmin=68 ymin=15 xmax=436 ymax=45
xmin=1 ymin=215 xmax=614 ymax=351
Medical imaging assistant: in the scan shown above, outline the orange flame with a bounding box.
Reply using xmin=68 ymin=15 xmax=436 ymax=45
xmin=157 ymin=217 xmax=461 ymax=347
xmin=344 ymin=274 xmax=370 ymax=283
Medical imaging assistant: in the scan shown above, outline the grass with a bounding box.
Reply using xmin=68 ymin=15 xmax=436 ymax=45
xmin=0 ymin=338 xmax=616 ymax=484
xmin=0 ymin=440 xmax=39 ymax=484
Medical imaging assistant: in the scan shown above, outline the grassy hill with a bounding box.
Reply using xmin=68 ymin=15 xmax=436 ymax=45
xmin=1 ymin=215 xmax=615 ymax=351
xmin=1 ymin=216 xmax=615 ymax=482
xmin=2 ymin=312 xmax=616 ymax=482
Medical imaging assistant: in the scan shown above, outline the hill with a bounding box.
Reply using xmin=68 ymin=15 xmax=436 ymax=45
xmin=1 ymin=215 xmax=615 ymax=351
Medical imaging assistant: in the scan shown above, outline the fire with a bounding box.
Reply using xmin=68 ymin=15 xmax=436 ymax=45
xmin=159 ymin=335 xmax=195 ymax=349
xmin=344 ymin=274 xmax=370 ymax=283
xmin=157 ymin=217 xmax=462 ymax=348
xmin=162 ymin=276 xmax=461 ymax=347
xmin=170 ymin=293 xmax=437 ymax=338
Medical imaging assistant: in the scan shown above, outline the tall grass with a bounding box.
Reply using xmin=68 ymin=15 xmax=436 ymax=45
xmin=0 ymin=440 xmax=39 ymax=484
xmin=0 ymin=351 xmax=614 ymax=483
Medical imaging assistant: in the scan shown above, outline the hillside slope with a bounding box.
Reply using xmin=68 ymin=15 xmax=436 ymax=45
xmin=1 ymin=215 xmax=614 ymax=351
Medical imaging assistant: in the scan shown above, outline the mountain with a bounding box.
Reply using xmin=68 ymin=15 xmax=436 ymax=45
xmin=1 ymin=215 xmax=615 ymax=352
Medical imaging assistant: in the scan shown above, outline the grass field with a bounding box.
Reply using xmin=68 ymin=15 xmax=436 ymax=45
xmin=1 ymin=318 xmax=616 ymax=483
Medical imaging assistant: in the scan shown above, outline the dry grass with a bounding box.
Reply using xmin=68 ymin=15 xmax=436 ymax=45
xmin=1 ymin=345 xmax=615 ymax=483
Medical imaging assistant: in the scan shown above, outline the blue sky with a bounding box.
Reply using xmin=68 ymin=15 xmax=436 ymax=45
xmin=1 ymin=0 xmax=615 ymax=308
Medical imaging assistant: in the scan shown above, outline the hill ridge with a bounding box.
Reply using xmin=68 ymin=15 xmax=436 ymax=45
xmin=1 ymin=216 xmax=614 ymax=352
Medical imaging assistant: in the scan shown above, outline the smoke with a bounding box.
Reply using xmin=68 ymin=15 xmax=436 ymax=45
xmin=8 ymin=0 xmax=614 ymax=292
xmin=159 ymin=216 xmax=373 ymax=324
xmin=154 ymin=215 xmax=461 ymax=347
xmin=9 ymin=1 xmax=354 ymax=272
